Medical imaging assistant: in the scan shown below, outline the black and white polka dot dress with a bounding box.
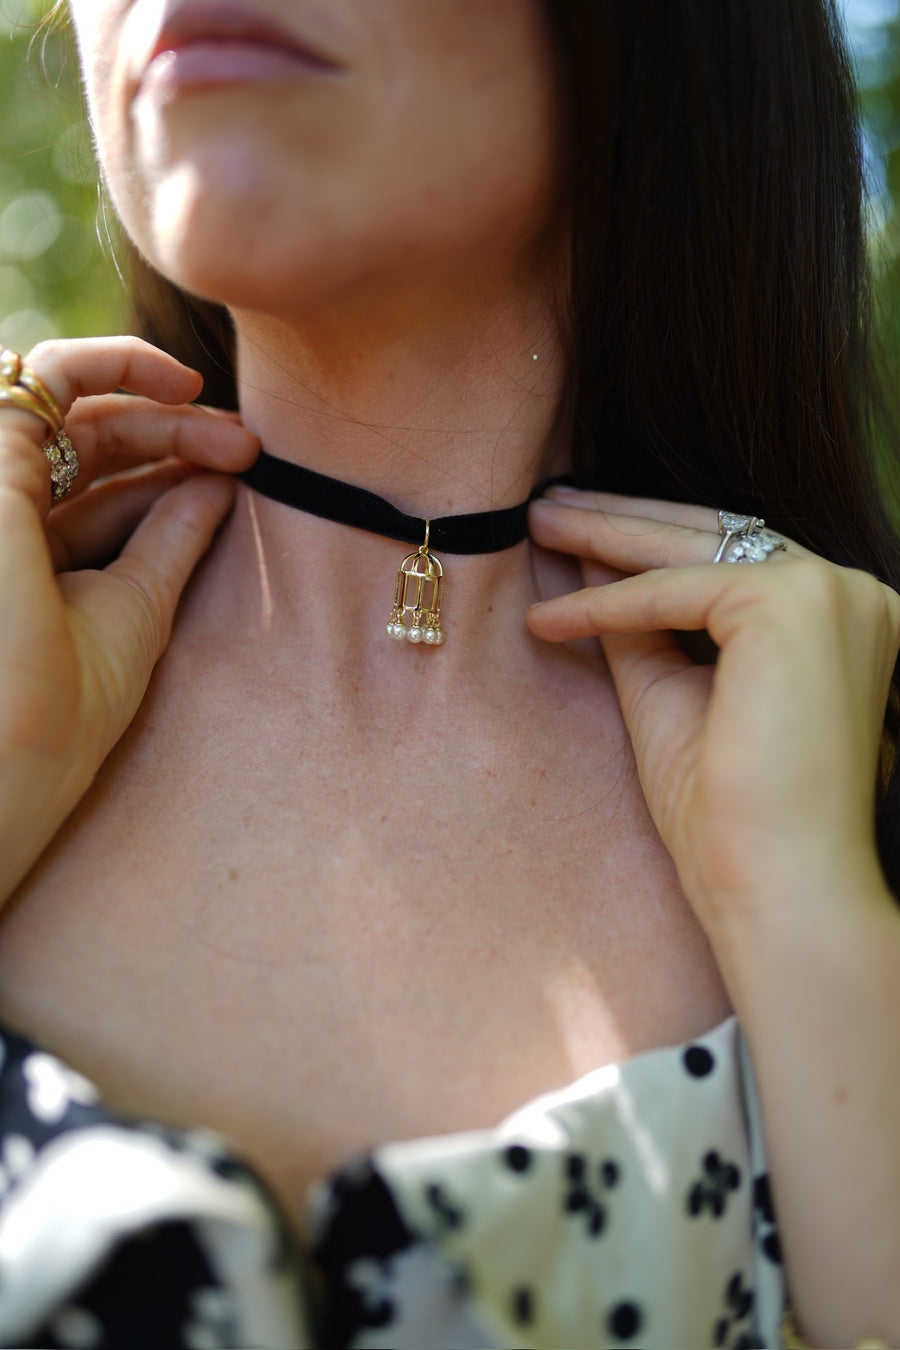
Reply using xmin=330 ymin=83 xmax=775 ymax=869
xmin=0 ymin=1017 xmax=786 ymax=1349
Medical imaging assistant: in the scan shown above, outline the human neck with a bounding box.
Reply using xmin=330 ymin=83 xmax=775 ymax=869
xmin=193 ymin=281 xmax=572 ymax=674
xmin=230 ymin=267 xmax=566 ymax=516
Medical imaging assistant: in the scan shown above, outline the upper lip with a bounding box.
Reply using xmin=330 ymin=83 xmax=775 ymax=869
xmin=145 ymin=3 xmax=344 ymax=72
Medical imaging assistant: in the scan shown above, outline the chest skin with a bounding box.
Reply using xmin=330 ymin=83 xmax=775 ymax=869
xmin=0 ymin=625 xmax=730 ymax=1229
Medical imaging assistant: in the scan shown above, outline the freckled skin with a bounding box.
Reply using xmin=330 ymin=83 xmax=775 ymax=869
xmin=0 ymin=0 xmax=731 ymax=1219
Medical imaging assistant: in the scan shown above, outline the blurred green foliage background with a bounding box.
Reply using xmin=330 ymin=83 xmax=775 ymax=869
xmin=858 ymin=1 xmax=900 ymax=376
xmin=0 ymin=0 xmax=899 ymax=359
xmin=0 ymin=0 xmax=124 ymax=350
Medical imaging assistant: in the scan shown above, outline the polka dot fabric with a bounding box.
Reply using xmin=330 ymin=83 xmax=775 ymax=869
xmin=309 ymin=1015 xmax=786 ymax=1348
xmin=0 ymin=1031 xmax=308 ymax=1349
xmin=0 ymin=1019 xmax=786 ymax=1348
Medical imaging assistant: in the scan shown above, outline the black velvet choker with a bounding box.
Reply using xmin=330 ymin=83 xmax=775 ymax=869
xmin=240 ymin=449 xmax=531 ymax=554
xmin=240 ymin=449 xmax=540 ymax=648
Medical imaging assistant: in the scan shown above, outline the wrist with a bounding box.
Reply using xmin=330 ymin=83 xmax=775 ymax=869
xmin=698 ymin=853 xmax=899 ymax=1008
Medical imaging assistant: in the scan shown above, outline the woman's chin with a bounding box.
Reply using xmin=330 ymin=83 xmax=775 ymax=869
xmin=145 ymin=249 xmax=305 ymax=313
xmin=124 ymin=181 xmax=313 ymax=310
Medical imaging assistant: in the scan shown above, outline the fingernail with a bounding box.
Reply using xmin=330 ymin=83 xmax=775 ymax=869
xmin=540 ymin=485 xmax=587 ymax=507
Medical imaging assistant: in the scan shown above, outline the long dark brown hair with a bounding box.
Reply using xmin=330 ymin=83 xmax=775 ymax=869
xmin=113 ymin=1 xmax=900 ymax=893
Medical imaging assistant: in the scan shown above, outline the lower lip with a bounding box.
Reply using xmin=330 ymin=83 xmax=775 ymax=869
xmin=139 ymin=42 xmax=334 ymax=94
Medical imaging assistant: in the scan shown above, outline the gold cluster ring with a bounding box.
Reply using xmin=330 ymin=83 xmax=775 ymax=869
xmin=0 ymin=348 xmax=78 ymax=500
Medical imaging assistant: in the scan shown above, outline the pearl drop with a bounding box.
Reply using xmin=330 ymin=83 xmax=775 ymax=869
xmin=407 ymin=627 xmax=423 ymax=643
xmin=433 ymin=629 xmax=445 ymax=644
xmin=387 ymin=624 xmax=405 ymax=640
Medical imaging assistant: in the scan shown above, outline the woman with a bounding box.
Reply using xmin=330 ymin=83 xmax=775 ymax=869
xmin=0 ymin=0 xmax=898 ymax=1346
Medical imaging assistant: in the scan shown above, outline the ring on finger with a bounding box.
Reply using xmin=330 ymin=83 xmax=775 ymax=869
xmin=42 ymin=430 xmax=79 ymax=501
xmin=0 ymin=348 xmax=63 ymax=437
xmin=0 ymin=349 xmax=78 ymax=499
xmin=714 ymin=510 xmax=787 ymax=564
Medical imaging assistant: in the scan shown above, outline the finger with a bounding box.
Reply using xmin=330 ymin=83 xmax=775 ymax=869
xmin=195 ymin=406 xmax=246 ymax=426
xmin=0 ymin=418 xmax=57 ymax=508
xmin=543 ymin=486 xmax=724 ymax=533
xmin=578 ymin=557 xmax=719 ymax=664
xmin=58 ymin=395 xmax=258 ymax=488
xmin=107 ymin=472 xmax=237 ymax=652
xmin=543 ymin=486 xmax=802 ymax=548
xmin=24 ymin=336 xmax=205 ymax=418
xmin=0 ymin=480 xmax=73 ymax=760
xmin=530 ymin=497 xmax=804 ymax=573
xmin=599 ymin=628 xmax=714 ymax=756
xmin=47 ymin=460 xmax=199 ymax=572
xmin=0 ymin=338 xmax=213 ymax=510
xmin=0 ymin=482 xmax=64 ymax=657
xmin=60 ymin=474 xmax=237 ymax=751
xmin=527 ymin=560 xmax=792 ymax=645
xmin=580 ymin=556 xmax=629 ymax=588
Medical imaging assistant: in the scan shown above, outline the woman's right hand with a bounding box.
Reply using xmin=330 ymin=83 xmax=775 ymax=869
xmin=0 ymin=336 xmax=259 ymax=902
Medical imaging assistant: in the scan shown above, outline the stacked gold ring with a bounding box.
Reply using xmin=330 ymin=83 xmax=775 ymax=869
xmin=0 ymin=348 xmax=78 ymax=499
xmin=0 ymin=349 xmax=63 ymax=437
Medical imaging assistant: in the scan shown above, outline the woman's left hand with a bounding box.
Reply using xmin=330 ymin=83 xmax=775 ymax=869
xmin=530 ymin=488 xmax=900 ymax=1346
xmin=527 ymin=488 xmax=900 ymax=933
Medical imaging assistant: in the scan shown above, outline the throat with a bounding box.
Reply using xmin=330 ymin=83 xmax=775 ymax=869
xmin=240 ymin=451 xmax=536 ymax=553
xmin=236 ymin=448 xmax=567 ymax=653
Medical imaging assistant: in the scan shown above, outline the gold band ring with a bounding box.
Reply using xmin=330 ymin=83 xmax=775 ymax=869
xmin=0 ymin=385 xmax=62 ymax=433
xmin=0 ymin=349 xmax=63 ymax=437
xmin=0 ymin=349 xmax=78 ymax=498
xmin=19 ymin=368 xmax=61 ymax=426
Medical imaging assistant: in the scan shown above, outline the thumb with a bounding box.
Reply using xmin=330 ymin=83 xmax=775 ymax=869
xmin=62 ymin=473 xmax=236 ymax=755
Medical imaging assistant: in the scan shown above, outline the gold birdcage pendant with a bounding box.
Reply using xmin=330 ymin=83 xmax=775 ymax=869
xmin=386 ymin=521 xmax=445 ymax=646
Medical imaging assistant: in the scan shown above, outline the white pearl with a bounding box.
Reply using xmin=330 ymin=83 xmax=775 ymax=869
xmin=407 ymin=626 xmax=423 ymax=643
xmin=433 ymin=629 xmax=445 ymax=645
xmin=387 ymin=623 xmax=406 ymax=640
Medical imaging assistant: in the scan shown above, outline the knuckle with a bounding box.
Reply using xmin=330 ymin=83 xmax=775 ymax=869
xmin=26 ymin=338 xmax=66 ymax=365
xmin=580 ymin=588 xmax=600 ymax=629
xmin=874 ymin=581 xmax=900 ymax=645
xmin=886 ymin=587 xmax=900 ymax=632
xmin=777 ymin=558 xmax=900 ymax=647
xmin=656 ymin=534 xmax=684 ymax=568
xmin=777 ymin=556 xmax=845 ymax=611
xmin=21 ymin=340 xmax=73 ymax=411
xmin=118 ymin=334 xmax=145 ymax=361
xmin=840 ymin=566 xmax=900 ymax=624
xmin=120 ymin=574 xmax=168 ymax=663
